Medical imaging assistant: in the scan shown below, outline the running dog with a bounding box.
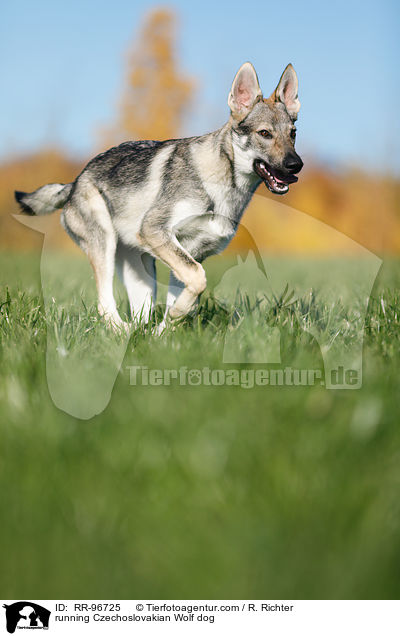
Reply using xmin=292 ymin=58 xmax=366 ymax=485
xmin=15 ymin=62 xmax=303 ymax=330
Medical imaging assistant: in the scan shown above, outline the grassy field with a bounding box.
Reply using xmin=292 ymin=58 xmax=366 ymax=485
xmin=0 ymin=249 xmax=400 ymax=599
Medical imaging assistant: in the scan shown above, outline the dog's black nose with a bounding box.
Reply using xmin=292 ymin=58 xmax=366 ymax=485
xmin=284 ymin=152 xmax=303 ymax=174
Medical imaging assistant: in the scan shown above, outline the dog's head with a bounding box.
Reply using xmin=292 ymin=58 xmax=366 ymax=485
xmin=228 ymin=62 xmax=303 ymax=194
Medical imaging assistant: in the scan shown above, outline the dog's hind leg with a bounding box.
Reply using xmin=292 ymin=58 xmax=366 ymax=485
xmin=61 ymin=183 xmax=127 ymax=331
xmin=89 ymin=239 xmax=127 ymax=331
xmin=116 ymin=244 xmax=156 ymax=324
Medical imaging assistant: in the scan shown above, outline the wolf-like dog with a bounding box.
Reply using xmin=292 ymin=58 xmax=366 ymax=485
xmin=15 ymin=62 xmax=303 ymax=330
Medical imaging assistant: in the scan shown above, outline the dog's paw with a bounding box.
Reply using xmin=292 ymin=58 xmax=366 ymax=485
xmin=103 ymin=315 xmax=131 ymax=335
xmin=154 ymin=320 xmax=168 ymax=336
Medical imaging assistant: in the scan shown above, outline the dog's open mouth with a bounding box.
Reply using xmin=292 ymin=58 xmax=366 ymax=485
xmin=253 ymin=160 xmax=298 ymax=195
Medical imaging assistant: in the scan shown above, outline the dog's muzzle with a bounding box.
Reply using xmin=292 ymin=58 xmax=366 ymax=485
xmin=253 ymin=154 xmax=303 ymax=195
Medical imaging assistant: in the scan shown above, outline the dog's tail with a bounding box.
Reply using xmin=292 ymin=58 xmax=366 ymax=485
xmin=14 ymin=183 xmax=73 ymax=216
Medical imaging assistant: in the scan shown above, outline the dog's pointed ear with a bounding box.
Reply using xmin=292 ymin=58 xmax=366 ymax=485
xmin=270 ymin=63 xmax=300 ymax=120
xmin=228 ymin=62 xmax=262 ymax=119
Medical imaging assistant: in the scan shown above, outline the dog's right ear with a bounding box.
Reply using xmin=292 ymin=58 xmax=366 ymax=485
xmin=228 ymin=62 xmax=262 ymax=119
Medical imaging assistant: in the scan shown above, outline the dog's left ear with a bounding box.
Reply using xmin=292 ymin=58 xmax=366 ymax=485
xmin=228 ymin=62 xmax=262 ymax=119
xmin=270 ymin=63 xmax=300 ymax=121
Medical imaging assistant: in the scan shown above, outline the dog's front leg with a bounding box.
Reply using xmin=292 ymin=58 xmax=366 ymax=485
xmin=137 ymin=225 xmax=206 ymax=320
xmin=155 ymin=271 xmax=185 ymax=332
xmin=166 ymin=271 xmax=185 ymax=313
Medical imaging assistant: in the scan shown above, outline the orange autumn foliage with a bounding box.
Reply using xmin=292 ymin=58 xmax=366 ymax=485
xmin=0 ymin=148 xmax=83 ymax=250
xmin=2 ymin=149 xmax=399 ymax=255
xmin=229 ymin=164 xmax=400 ymax=255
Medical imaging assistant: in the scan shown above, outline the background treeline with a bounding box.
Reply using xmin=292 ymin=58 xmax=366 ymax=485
xmin=1 ymin=8 xmax=399 ymax=254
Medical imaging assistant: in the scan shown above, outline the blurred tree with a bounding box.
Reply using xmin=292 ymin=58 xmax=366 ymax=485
xmin=101 ymin=8 xmax=195 ymax=146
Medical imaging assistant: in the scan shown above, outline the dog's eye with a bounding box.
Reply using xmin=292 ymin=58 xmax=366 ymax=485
xmin=290 ymin=128 xmax=297 ymax=140
xmin=258 ymin=129 xmax=272 ymax=139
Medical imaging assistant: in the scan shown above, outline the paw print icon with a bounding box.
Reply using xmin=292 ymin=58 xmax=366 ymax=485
xmin=188 ymin=369 xmax=202 ymax=385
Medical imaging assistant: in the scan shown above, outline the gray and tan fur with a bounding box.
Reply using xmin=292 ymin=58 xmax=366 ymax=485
xmin=15 ymin=63 xmax=303 ymax=331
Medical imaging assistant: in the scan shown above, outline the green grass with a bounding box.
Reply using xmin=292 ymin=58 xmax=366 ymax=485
xmin=0 ymin=250 xmax=400 ymax=599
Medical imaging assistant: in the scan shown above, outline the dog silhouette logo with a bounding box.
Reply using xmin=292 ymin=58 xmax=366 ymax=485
xmin=2 ymin=602 xmax=50 ymax=633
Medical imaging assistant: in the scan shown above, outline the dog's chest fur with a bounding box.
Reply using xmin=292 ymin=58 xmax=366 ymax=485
xmin=172 ymin=191 xmax=254 ymax=261
xmin=168 ymin=135 xmax=258 ymax=260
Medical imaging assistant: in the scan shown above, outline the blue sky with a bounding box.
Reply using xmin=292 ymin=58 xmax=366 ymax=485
xmin=1 ymin=0 xmax=399 ymax=171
